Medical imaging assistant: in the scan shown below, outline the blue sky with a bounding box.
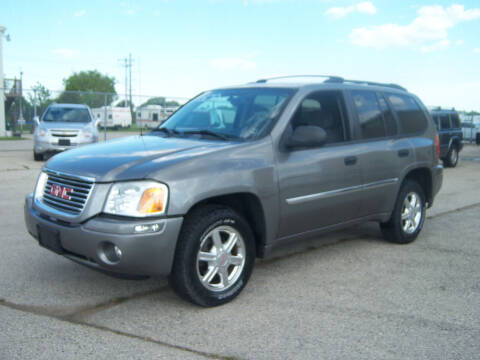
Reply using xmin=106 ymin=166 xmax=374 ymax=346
xmin=1 ymin=0 xmax=480 ymax=110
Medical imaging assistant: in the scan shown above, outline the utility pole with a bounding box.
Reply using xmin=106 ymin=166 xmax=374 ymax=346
xmin=119 ymin=54 xmax=134 ymax=123
xmin=0 ymin=26 xmax=6 ymax=137
xmin=129 ymin=53 xmax=133 ymax=124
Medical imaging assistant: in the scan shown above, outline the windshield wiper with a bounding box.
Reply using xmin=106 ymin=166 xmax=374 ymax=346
xmin=152 ymin=127 xmax=180 ymax=137
xmin=181 ymin=129 xmax=232 ymax=140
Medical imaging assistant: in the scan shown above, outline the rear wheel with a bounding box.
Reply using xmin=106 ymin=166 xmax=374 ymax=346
xmin=380 ymin=180 xmax=426 ymax=244
xmin=444 ymin=145 xmax=459 ymax=167
xmin=33 ymin=151 xmax=43 ymax=161
xmin=170 ymin=205 xmax=255 ymax=307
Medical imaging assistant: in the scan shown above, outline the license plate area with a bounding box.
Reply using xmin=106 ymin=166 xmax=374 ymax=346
xmin=58 ymin=139 xmax=71 ymax=146
xmin=37 ymin=225 xmax=64 ymax=254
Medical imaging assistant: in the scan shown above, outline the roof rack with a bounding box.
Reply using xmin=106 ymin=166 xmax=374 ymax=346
xmin=254 ymin=75 xmax=407 ymax=92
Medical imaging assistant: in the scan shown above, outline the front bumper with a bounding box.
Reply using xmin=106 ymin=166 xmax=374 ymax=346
xmin=34 ymin=138 xmax=97 ymax=154
xmin=24 ymin=194 xmax=183 ymax=277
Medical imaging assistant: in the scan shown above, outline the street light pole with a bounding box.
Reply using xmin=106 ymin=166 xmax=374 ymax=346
xmin=0 ymin=26 xmax=6 ymax=137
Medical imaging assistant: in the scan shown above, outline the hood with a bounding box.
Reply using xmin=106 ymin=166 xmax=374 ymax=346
xmin=45 ymin=134 xmax=233 ymax=182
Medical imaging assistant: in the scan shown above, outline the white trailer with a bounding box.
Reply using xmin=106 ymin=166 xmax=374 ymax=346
xmin=136 ymin=105 xmax=179 ymax=129
xmin=92 ymin=106 xmax=132 ymax=129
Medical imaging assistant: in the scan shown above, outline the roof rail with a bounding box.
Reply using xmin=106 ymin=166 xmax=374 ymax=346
xmin=341 ymin=79 xmax=407 ymax=91
xmin=254 ymin=75 xmax=407 ymax=91
xmin=255 ymin=75 xmax=344 ymax=83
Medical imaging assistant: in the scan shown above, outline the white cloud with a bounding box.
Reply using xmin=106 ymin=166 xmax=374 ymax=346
xmin=474 ymin=48 xmax=480 ymax=54
xmin=350 ymin=4 xmax=480 ymax=51
xmin=210 ymin=58 xmax=257 ymax=71
xmin=325 ymin=2 xmax=377 ymax=19
xmin=52 ymin=48 xmax=75 ymax=58
xmin=74 ymin=10 xmax=86 ymax=17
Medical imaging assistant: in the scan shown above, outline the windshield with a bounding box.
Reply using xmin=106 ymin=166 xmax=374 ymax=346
xmin=42 ymin=107 xmax=92 ymax=123
xmin=157 ymin=88 xmax=295 ymax=140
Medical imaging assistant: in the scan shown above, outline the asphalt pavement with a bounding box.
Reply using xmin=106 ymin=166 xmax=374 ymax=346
xmin=1 ymin=136 xmax=479 ymax=359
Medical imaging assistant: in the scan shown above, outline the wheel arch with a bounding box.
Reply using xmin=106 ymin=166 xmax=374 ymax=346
xmin=401 ymin=167 xmax=433 ymax=207
xmin=183 ymin=193 xmax=267 ymax=258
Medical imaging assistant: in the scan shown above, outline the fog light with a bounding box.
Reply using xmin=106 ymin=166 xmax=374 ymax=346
xmin=134 ymin=223 xmax=162 ymax=233
xmin=114 ymin=246 xmax=122 ymax=259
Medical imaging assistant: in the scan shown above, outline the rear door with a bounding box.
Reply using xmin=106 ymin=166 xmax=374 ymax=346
xmin=438 ymin=113 xmax=451 ymax=157
xmin=348 ymin=90 xmax=411 ymax=217
xmin=276 ymin=90 xmax=363 ymax=239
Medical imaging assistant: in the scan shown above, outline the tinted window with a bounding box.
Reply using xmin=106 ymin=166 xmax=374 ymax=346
xmin=440 ymin=114 xmax=450 ymax=129
xmin=291 ymin=91 xmax=346 ymax=144
xmin=451 ymin=113 xmax=460 ymax=128
xmin=352 ymin=91 xmax=385 ymax=139
xmin=378 ymin=94 xmax=397 ymax=136
xmin=387 ymin=94 xmax=427 ymax=134
xmin=43 ymin=107 xmax=91 ymax=123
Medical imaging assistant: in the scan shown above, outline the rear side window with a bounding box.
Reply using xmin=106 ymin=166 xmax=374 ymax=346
xmin=387 ymin=94 xmax=427 ymax=134
xmin=378 ymin=93 xmax=397 ymax=136
xmin=352 ymin=90 xmax=385 ymax=139
xmin=440 ymin=114 xmax=450 ymax=129
xmin=451 ymin=113 xmax=460 ymax=128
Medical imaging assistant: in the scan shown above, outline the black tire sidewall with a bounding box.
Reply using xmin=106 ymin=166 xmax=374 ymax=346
xmin=174 ymin=207 xmax=255 ymax=306
xmin=384 ymin=181 xmax=426 ymax=244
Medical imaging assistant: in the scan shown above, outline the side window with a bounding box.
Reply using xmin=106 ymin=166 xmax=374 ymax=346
xmin=440 ymin=114 xmax=450 ymax=129
xmin=451 ymin=113 xmax=460 ymax=128
xmin=352 ymin=90 xmax=385 ymax=139
xmin=387 ymin=94 xmax=428 ymax=134
xmin=291 ymin=91 xmax=347 ymax=144
xmin=378 ymin=93 xmax=397 ymax=136
xmin=432 ymin=115 xmax=439 ymax=129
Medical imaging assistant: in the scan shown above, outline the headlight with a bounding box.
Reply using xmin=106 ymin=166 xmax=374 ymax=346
xmin=34 ymin=172 xmax=48 ymax=200
xmin=37 ymin=128 xmax=48 ymax=137
xmin=104 ymin=181 xmax=168 ymax=217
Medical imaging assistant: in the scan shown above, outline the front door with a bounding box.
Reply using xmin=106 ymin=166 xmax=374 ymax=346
xmin=276 ymin=90 xmax=363 ymax=239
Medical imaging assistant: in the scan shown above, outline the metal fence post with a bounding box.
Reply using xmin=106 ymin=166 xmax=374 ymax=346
xmin=103 ymin=93 xmax=107 ymax=141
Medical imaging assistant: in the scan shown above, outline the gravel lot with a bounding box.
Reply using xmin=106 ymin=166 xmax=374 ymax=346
xmin=1 ymin=135 xmax=479 ymax=359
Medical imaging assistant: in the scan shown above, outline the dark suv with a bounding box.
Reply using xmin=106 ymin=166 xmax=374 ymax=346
xmin=25 ymin=76 xmax=443 ymax=306
xmin=429 ymin=108 xmax=463 ymax=167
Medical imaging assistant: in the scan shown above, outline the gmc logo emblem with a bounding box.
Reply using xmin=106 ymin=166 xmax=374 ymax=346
xmin=50 ymin=184 xmax=73 ymax=200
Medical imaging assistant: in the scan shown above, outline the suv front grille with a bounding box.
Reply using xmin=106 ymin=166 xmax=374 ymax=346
xmin=42 ymin=171 xmax=94 ymax=214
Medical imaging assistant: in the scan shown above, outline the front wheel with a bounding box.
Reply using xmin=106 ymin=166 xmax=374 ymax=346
xmin=444 ymin=146 xmax=459 ymax=167
xmin=380 ymin=180 xmax=426 ymax=244
xmin=170 ymin=205 xmax=255 ymax=307
xmin=33 ymin=151 xmax=43 ymax=161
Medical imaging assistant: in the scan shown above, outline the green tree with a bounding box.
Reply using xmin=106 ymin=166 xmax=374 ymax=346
xmin=56 ymin=70 xmax=117 ymax=108
xmin=28 ymin=82 xmax=53 ymax=117
xmin=139 ymin=96 xmax=180 ymax=108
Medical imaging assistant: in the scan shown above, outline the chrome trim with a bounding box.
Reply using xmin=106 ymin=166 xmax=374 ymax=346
xmin=286 ymin=178 xmax=399 ymax=205
xmin=34 ymin=169 xmax=96 ymax=218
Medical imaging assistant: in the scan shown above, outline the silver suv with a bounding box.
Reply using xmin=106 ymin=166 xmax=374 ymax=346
xmin=25 ymin=76 xmax=443 ymax=306
xmin=33 ymin=103 xmax=99 ymax=161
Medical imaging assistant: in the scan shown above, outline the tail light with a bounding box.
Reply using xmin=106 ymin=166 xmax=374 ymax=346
xmin=435 ymin=134 xmax=440 ymax=160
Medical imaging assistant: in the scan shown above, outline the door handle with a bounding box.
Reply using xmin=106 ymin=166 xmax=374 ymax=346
xmin=398 ymin=149 xmax=410 ymax=158
xmin=344 ymin=156 xmax=357 ymax=166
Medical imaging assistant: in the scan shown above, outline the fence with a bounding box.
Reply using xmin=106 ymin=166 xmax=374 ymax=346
xmin=1 ymin=87 xmax=190 ymax=137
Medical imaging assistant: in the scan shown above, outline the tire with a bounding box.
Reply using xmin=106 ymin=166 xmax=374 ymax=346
xmin=380 ymin=180 xmax=426 ymax=244
xmin=33 ymin=151 xmax=43 ymax=161
xmin=170 ymin=205 xmax=255 ymax=307
xmin=444 ymin=145 xmax=459 ymax=167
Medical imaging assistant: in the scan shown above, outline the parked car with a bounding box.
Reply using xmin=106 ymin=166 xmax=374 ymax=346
xmin=25 ymin=76 xmax=443 ymax=306
xmin=429 ymin=108 xmax=463 ymax=167
xmin=461 ymin=121 xmax=480 ymax=145
xmin=33 ymin=103 xmax=99 ymax=161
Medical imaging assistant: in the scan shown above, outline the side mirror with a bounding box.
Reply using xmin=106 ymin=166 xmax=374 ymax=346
xmin=286 ymin=125 xmax=327 ymax=149
xmin=95 ymin=119 xmax=102 ymax=127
